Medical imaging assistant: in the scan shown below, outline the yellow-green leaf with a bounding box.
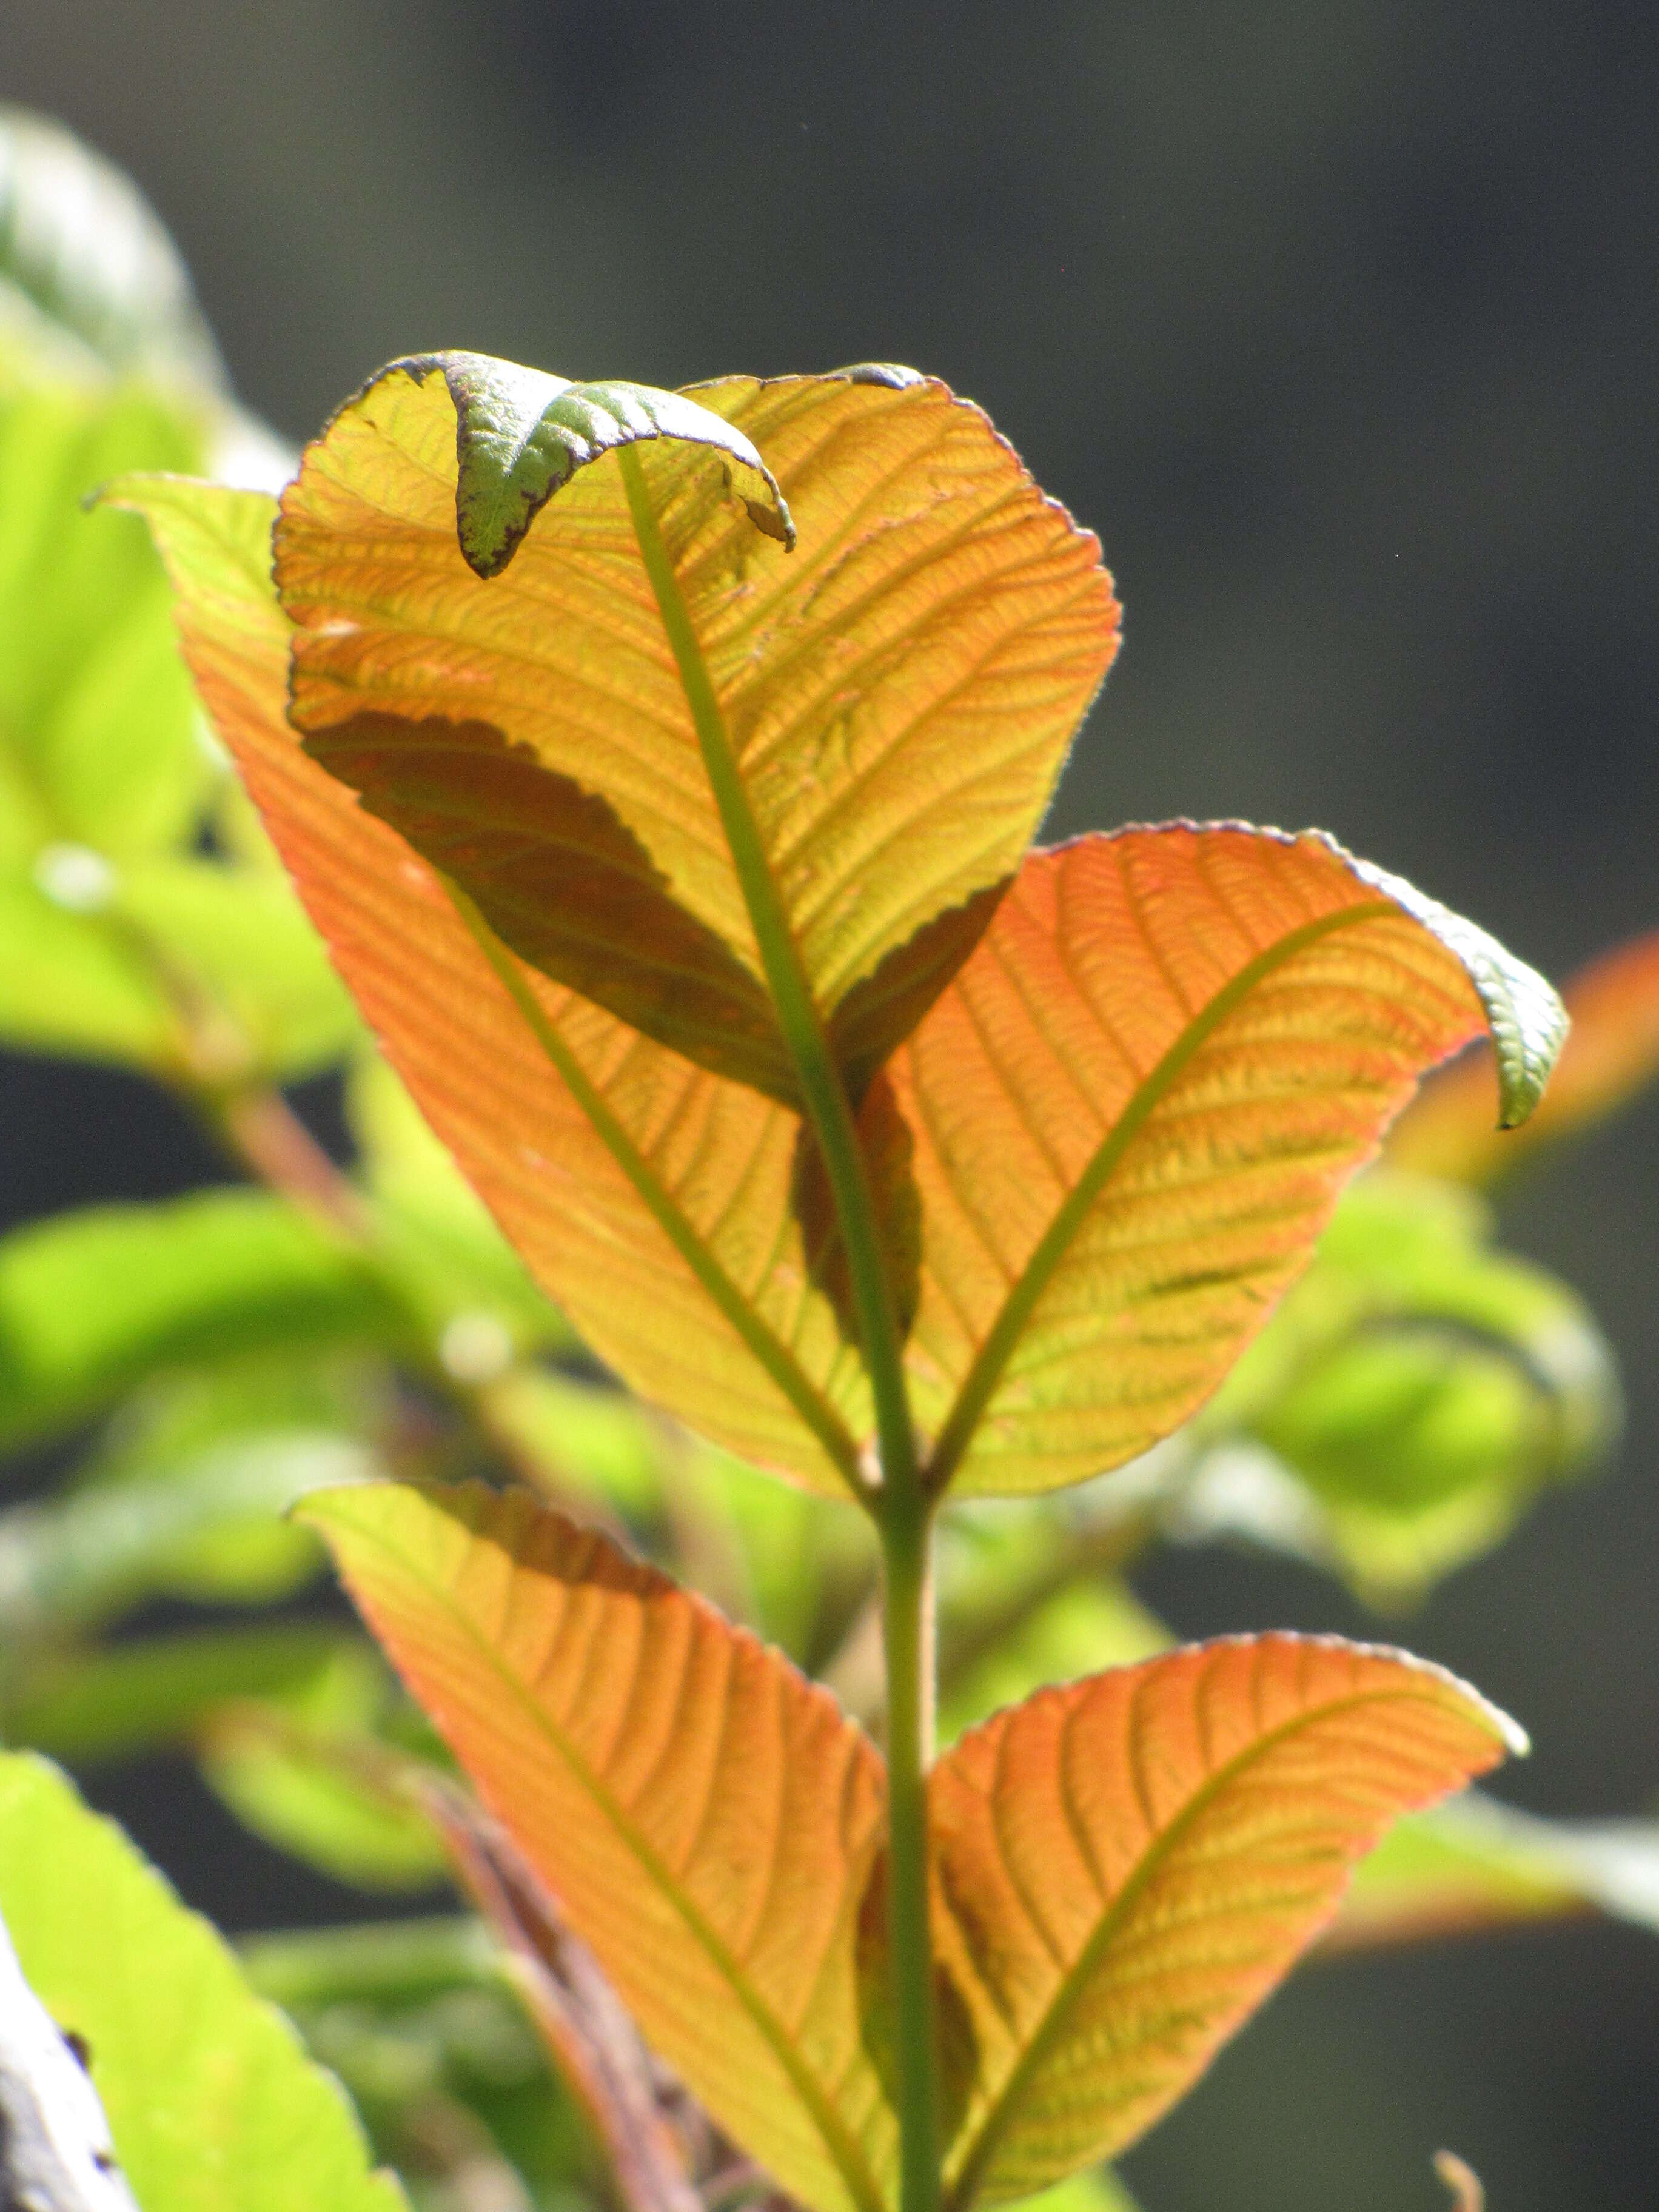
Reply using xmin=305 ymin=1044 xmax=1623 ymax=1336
xmin=302 ymin=1478 xmax=898 ymax=2212
xmin=273 ymin=357 xmax=1117 ymax=1096
xmin=113 ymin=473 xmax=870 ymax=1493
xmin=1389 ymin=922 xmax=1659 ymax=1183
xmin=0 ymin=1750 xmax=406 ymax=2212
xmin=929 ymin=1635 xmax=1521 ymax=2205
xmin=894 ymin=826 xmax=1566 ymax=1496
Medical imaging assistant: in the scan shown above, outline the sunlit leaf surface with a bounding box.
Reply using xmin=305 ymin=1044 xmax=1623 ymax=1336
xmin=117 ymin=475 xmax=871 ymax=1492
xmin=273 ymin=358 xmax=1117 ymax=1096
xmin=1389 ymin=923 xmax=1659 ymax=1183
xmin=894 ymin=827 xmax=1566 ymax=1495
xmin=0 ymin=1751 xmax=407 ymax=2212
xmin=304 ymin=1478 xmax=899 ymax=2212
xmin=928 ymin=1635 xmax=1520 ymax=2203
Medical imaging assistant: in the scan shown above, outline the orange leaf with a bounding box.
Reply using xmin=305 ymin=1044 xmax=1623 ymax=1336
xmin=893 ymin=826 xmax=1566 ymax=1496
xmin=272 ymin=358 xmax=1118 ymax=1096
xmin=929 ymin=1635 xmax=1521 ymax=2204
xmin=110 ymin=479 xmax=870 ymax=1493
xmin=301 ymin=1480 xmax=897 ymax=2212
xmin=1389 ymin=923 xmax=1659 ymax=1183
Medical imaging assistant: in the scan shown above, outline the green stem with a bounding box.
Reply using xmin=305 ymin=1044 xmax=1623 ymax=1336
xmin=622 ymin=445 xmax=940 ymax=2212
xmin=618 ymin=444 xmax=919 ymax=1504
xmin=882 ymin=1499 xmax=940 ymax=2212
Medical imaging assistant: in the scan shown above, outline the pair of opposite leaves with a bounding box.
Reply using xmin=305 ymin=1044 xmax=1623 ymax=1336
xmin=118 ymin=355 xmax=1564 ymax=1504
xmin=304 ymin=1475 xmax=1523 ymax=2212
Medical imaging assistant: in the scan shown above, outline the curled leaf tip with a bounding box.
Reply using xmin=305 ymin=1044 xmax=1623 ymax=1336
xmin=374 ymin=351 xmax=793 ymax=577
xmin=1315 ymin=835 xmax=1569 ymax=1130
xmin=830 ymin=362 xmax=928 ymax=389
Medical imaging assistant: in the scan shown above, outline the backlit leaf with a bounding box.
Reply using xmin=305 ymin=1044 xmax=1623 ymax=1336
xmin=1389 ymin=924 xmax=1659 ymax=1183
xmin=895 ymin=827 xmax=1566 ymax=1496
xmin=1190 ymin=1171 xmax=1620 ymax=1603
xmin=0 ymin=1190 xmax=401 ymax=1449
xmin=0 ymin=1751 xmax=407 ymax=2212
xmin=0 ymin=107 xmax=227 ymax=389
xmin=1329 ymin=1793 xmax=1659 ymax=1951
xmin=1 ymin=1623 xmax=369 ymax=1761
xmin=0 ymin=369 xmax=208 ymax=865
xmin=0 ymin=870 xmax=178 ymax=1064
xmin=116 ymin=473 xmax=871 ymax=1492
xmin=303 ymin=1477 xmax=898 ymax=2212
xmin=928 ymin=1635 xmax=1521 ymax=2204
xmin=0 ymin=1430 xmax=374 ymax=1641
xmin=273 ymin=356 xmax=1116 ymax=1096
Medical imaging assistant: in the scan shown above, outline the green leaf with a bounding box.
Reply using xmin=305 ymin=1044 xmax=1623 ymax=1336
xmin=0 ymin=109 xmax=227 ymax=389
xmin=0 ymin=371 xmax=210 ymax=861
xmin=0 ymin=1749 xmax=407 ymax=2212
xmin=1012 ymin=2170 xmax=1145 ymax=2212
xmin=115 ymin=856 xmax=361 ymax=1081
xmin=0 ymin=870 xmax=178 ymax=1064
xmin=0 ymin=1623 xmax=363 ymax=1761
xmin=1331 ymin=1793 xmax=1659 ymax=1949
xmin=0 ymin=1430 xmax=376 ymax=1640
xmin=408 ymin=352 xmax=792 ymax=578
xmin=203 ymin=1715 xmax=448 ymax=1894
xmin=0 ymin=1623 xmax=446 ymax=1891
xmin=198 ymin=1640 xmax=449 ymax=1894
xmin=1188 ymin=1171 xmax=1620 ymax=1601
xmin=238 ymin=1920 xmax=590 ymax=2212
xmin=0 ymin=1190 xmax=407 ymax=1450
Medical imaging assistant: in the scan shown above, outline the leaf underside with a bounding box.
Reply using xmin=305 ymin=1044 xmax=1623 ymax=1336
xmin=896 ymin=826 xmax=1563 ymax=1496
xmin=928 ymin=1636 xmax=1520 ymax=2203
xmin=303 ymin=1479 xmax=897 ymax=2212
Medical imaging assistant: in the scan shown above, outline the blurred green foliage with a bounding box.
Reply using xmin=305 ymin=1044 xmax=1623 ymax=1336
xmin=0 ymin=106 xmax=1651 ymax=2212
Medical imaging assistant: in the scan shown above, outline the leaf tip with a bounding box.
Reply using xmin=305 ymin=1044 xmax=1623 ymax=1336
xmin=1327 ymin=837 xmax=1570 ymax=1133
xmin=360 ymin=350 xmax=797 ymax=577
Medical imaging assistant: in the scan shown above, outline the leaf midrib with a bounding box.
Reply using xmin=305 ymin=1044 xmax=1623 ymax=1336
xmin=351 ymin=1503 xmax=891 ymax=2212
xmin=446 ymin=885 xmax=864 ymax=1493
xmin=942 ymin=1671 xmax=1495 ymax=2207
xmin=923 ymin=897 xmax=1403 ymax=1492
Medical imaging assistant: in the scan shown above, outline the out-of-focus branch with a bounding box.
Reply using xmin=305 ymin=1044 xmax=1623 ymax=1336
xmin=424 ymin=1783 xmax=706 ymax=2212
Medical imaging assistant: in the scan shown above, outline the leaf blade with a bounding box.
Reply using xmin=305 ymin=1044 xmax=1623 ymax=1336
xmin=930 ymin=1634 xmax=1520 ymax=2204
xmin=896 ymin=826 xmax=1566 ymax=1496
xmin=273 ymin=359 xmax=1117 ymax=1079
xmin=0 ymin=1749 xmax=407 ymax=2212
xmin=1389 ymin=923 xmax=1659 ymax=1182
xmin=302 ymin=1478 xmax=898 ymax=2212
xmin=114 ymin=473 xmax=867 ymax=1491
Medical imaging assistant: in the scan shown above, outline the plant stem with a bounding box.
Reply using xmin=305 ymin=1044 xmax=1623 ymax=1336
xmin=622 ymin=446 xmax=942 ymax=2212
xmin=618 ymin=444 xmax=918 ymax=1504
xmin=882 ymin=1496 xmax=940 ymax=2212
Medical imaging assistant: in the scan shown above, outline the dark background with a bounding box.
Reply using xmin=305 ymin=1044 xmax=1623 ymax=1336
xmin=2 ymin=4 xmax=1657 ymax=2207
